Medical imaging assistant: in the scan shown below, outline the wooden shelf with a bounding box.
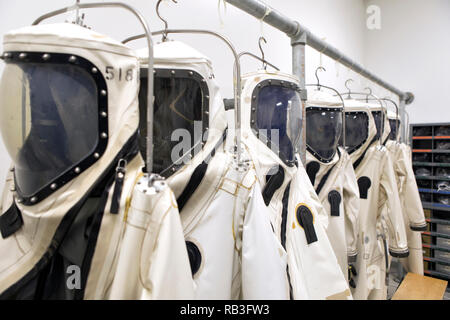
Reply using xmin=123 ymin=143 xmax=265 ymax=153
xmin=392 ymin=273 xmax=448 ymax=300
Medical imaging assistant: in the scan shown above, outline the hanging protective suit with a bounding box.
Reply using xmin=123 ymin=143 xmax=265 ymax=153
xmin=237 ymin=70 xmax=351 ymax=300
xmin=343 ymin=99 xmax=409 ymax=300
xmin=305 ymin=89 xmax=360 ymax=283
xmin=0 ymin=23 xmax=194 ymax=299
xmin=136 ymin=41 xmax=290 ymax=300
xmin=385 ymin=110 xmax=427 ymax=275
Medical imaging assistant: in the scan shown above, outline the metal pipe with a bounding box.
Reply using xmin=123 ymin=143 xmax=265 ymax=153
xmin=224 ymin=0 xmax=299 ymax=37
xmin=404 ymin=110 xmax=410 ymax=145
xmin=123 ymin=29 xmax=243 ymax=166
xmin=399 ymin=98 xmax=407 ymax=143
xmin=225 ymin=0 xmax=413 ymax=103
xmin=33 ymin=2 xmax=155 ymax=177
xmin=382 ymin=97 xmax=400 ymax=142
xmin=291 ymin=33 xmax=307 ymax=164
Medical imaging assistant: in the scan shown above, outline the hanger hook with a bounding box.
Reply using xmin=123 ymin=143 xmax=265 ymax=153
xmin=315 ymin=66 xmax=326 ymax=90
xmin=345 ymin=79 xmax=354 ymax=99
xmin=364 ymin=87 xmax=372 ymax=103
xmin=156 ymin=0 xmax=177 ymax=41
xmin=258 ymin=36 xmax=267 ymax=70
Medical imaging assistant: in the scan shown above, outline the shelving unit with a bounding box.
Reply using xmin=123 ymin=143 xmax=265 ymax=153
xmin=411 ymin=123 xmax=450 ymax=282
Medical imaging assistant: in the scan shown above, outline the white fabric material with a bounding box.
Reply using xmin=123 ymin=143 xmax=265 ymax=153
xmin=237 ymin=70 xmax=351 ymax=300
xmin=287 ymin=159 xmax=353 ymax=300
xmin=0 ymin=24 xmax=193 ymax=300
xmin=0 ymin=23 xmax=140 ymax=294
xmin=305 ymin=91 xmax=359 ymax=282
xmin=170 ymin=148 xmax=290 ymax=300
xmin=384 ymin=140 xmax=426 ymax=275
xmin=367 ymin=103 xmax=391 ymax=144
xmin=138 ymin=42 xmax=289 ymax=300
xmin=387 ymin=110 xmax=401 ymax=142
xmin=307 ymin=88 xmax=343 ymax=107
xmin=108 ymin=178 xmax=194 ymax=299
xmin=306 ymin=148 xmax=360 ymax=281
xmin=344 ymin=100 xmax=408 ymax=300
xmin=241 ymin=181 xmax=289 ymax=299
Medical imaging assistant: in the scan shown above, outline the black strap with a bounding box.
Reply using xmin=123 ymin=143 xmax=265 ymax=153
xmin=296 ymin=205 xmax=318 ymax=244
xmin=75 ymin=175 xmax=117 ymax=300
xmin=262 ymin=165 xmax=285 ymax=206
xmin=328 ymin=190 xmax=342 ymax=217
xmin=357 ymin=176 xmax=372 ymax=199
xmin=306 ymin=161 xmax=320 ymax=186
xmin=280 ymin=183 xmax=293 ymax=299
xmin=185 ymin=241 xmax=202 ymax=276
xmin=280 ymin=183 xmax=291 ymax=250
xmin=315 ymin=149 xmax=341 ymax=196
xmin=176 ymin=129 xmax=227 ymax=212
xmin=353 ymin=137 xmax=378 ymax=170
xmin=223 ymin=99 xmax=235 ymax=111
xmin=177 ymin=162 xmax=209 ymax=212
xmin=0 ymin=202 xmax=24 ymax=239
xmin=381 ymin=237 xmax=390 ymax=286
xmin=109 ymin=164 xmax=126 ymax=214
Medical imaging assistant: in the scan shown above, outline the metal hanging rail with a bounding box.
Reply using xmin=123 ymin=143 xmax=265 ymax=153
xmin=225 ymin=0 xmax=414 ymax=159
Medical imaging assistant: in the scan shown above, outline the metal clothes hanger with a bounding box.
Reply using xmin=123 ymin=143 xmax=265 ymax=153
xmin=305 ymin=66 xmax=347 ymax=149
xmin=156 ymin=0 xmax=177 ymax=42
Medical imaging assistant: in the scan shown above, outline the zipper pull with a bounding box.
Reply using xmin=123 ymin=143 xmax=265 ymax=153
xmin=110 ymin=159 xmax=127 ymax=214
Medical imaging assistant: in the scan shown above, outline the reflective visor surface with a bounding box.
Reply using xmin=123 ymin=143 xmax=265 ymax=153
xmin=0 ymin=62 xmax=98 ymax=196
xmin=306 ymin=107 xmax=342 ymax=161
xmin=253 ymin=84 xmax=302 ymax=165
xmin=342 ymin=112 xmax=369 ymax=154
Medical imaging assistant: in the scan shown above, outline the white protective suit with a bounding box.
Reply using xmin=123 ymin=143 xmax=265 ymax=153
xmin=305 ymin=89 xmax=360 ymax=283
xmin=0 ymin=24 xmax=194 ymax=299
xmin=137 ymin=41 xmax=290 ymax=300
xmin=385 ymin=110 xmax=427 ymax=275
xmin=343 ymin=100 xmax=409 ymax=300
xmin=237 ymin=70 xmax=352 ymax=300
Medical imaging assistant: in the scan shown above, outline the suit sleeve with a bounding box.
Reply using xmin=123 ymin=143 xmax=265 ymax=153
xmin=241 ymin=181 xmax=290 ymax=300
xmin=144 ymin=206 xmax=196 ymax=299
xmin=398 ymin=144 xmax=427 ymax=231
xmin=379 ymin=151 xmax=409 ymax=258
xmin=342 ymin=153 xmax=360 ymax=263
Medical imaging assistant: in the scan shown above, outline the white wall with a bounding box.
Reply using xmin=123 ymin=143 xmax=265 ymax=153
xmin=364 ymin=0 xmax=450 ymax=124
xmin=0 ymin=0 xmax=370 ymax=192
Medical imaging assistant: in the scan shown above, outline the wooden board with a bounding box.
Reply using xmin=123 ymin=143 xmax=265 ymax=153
xmin=392 ymin=272 xmax=448 ymax=300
